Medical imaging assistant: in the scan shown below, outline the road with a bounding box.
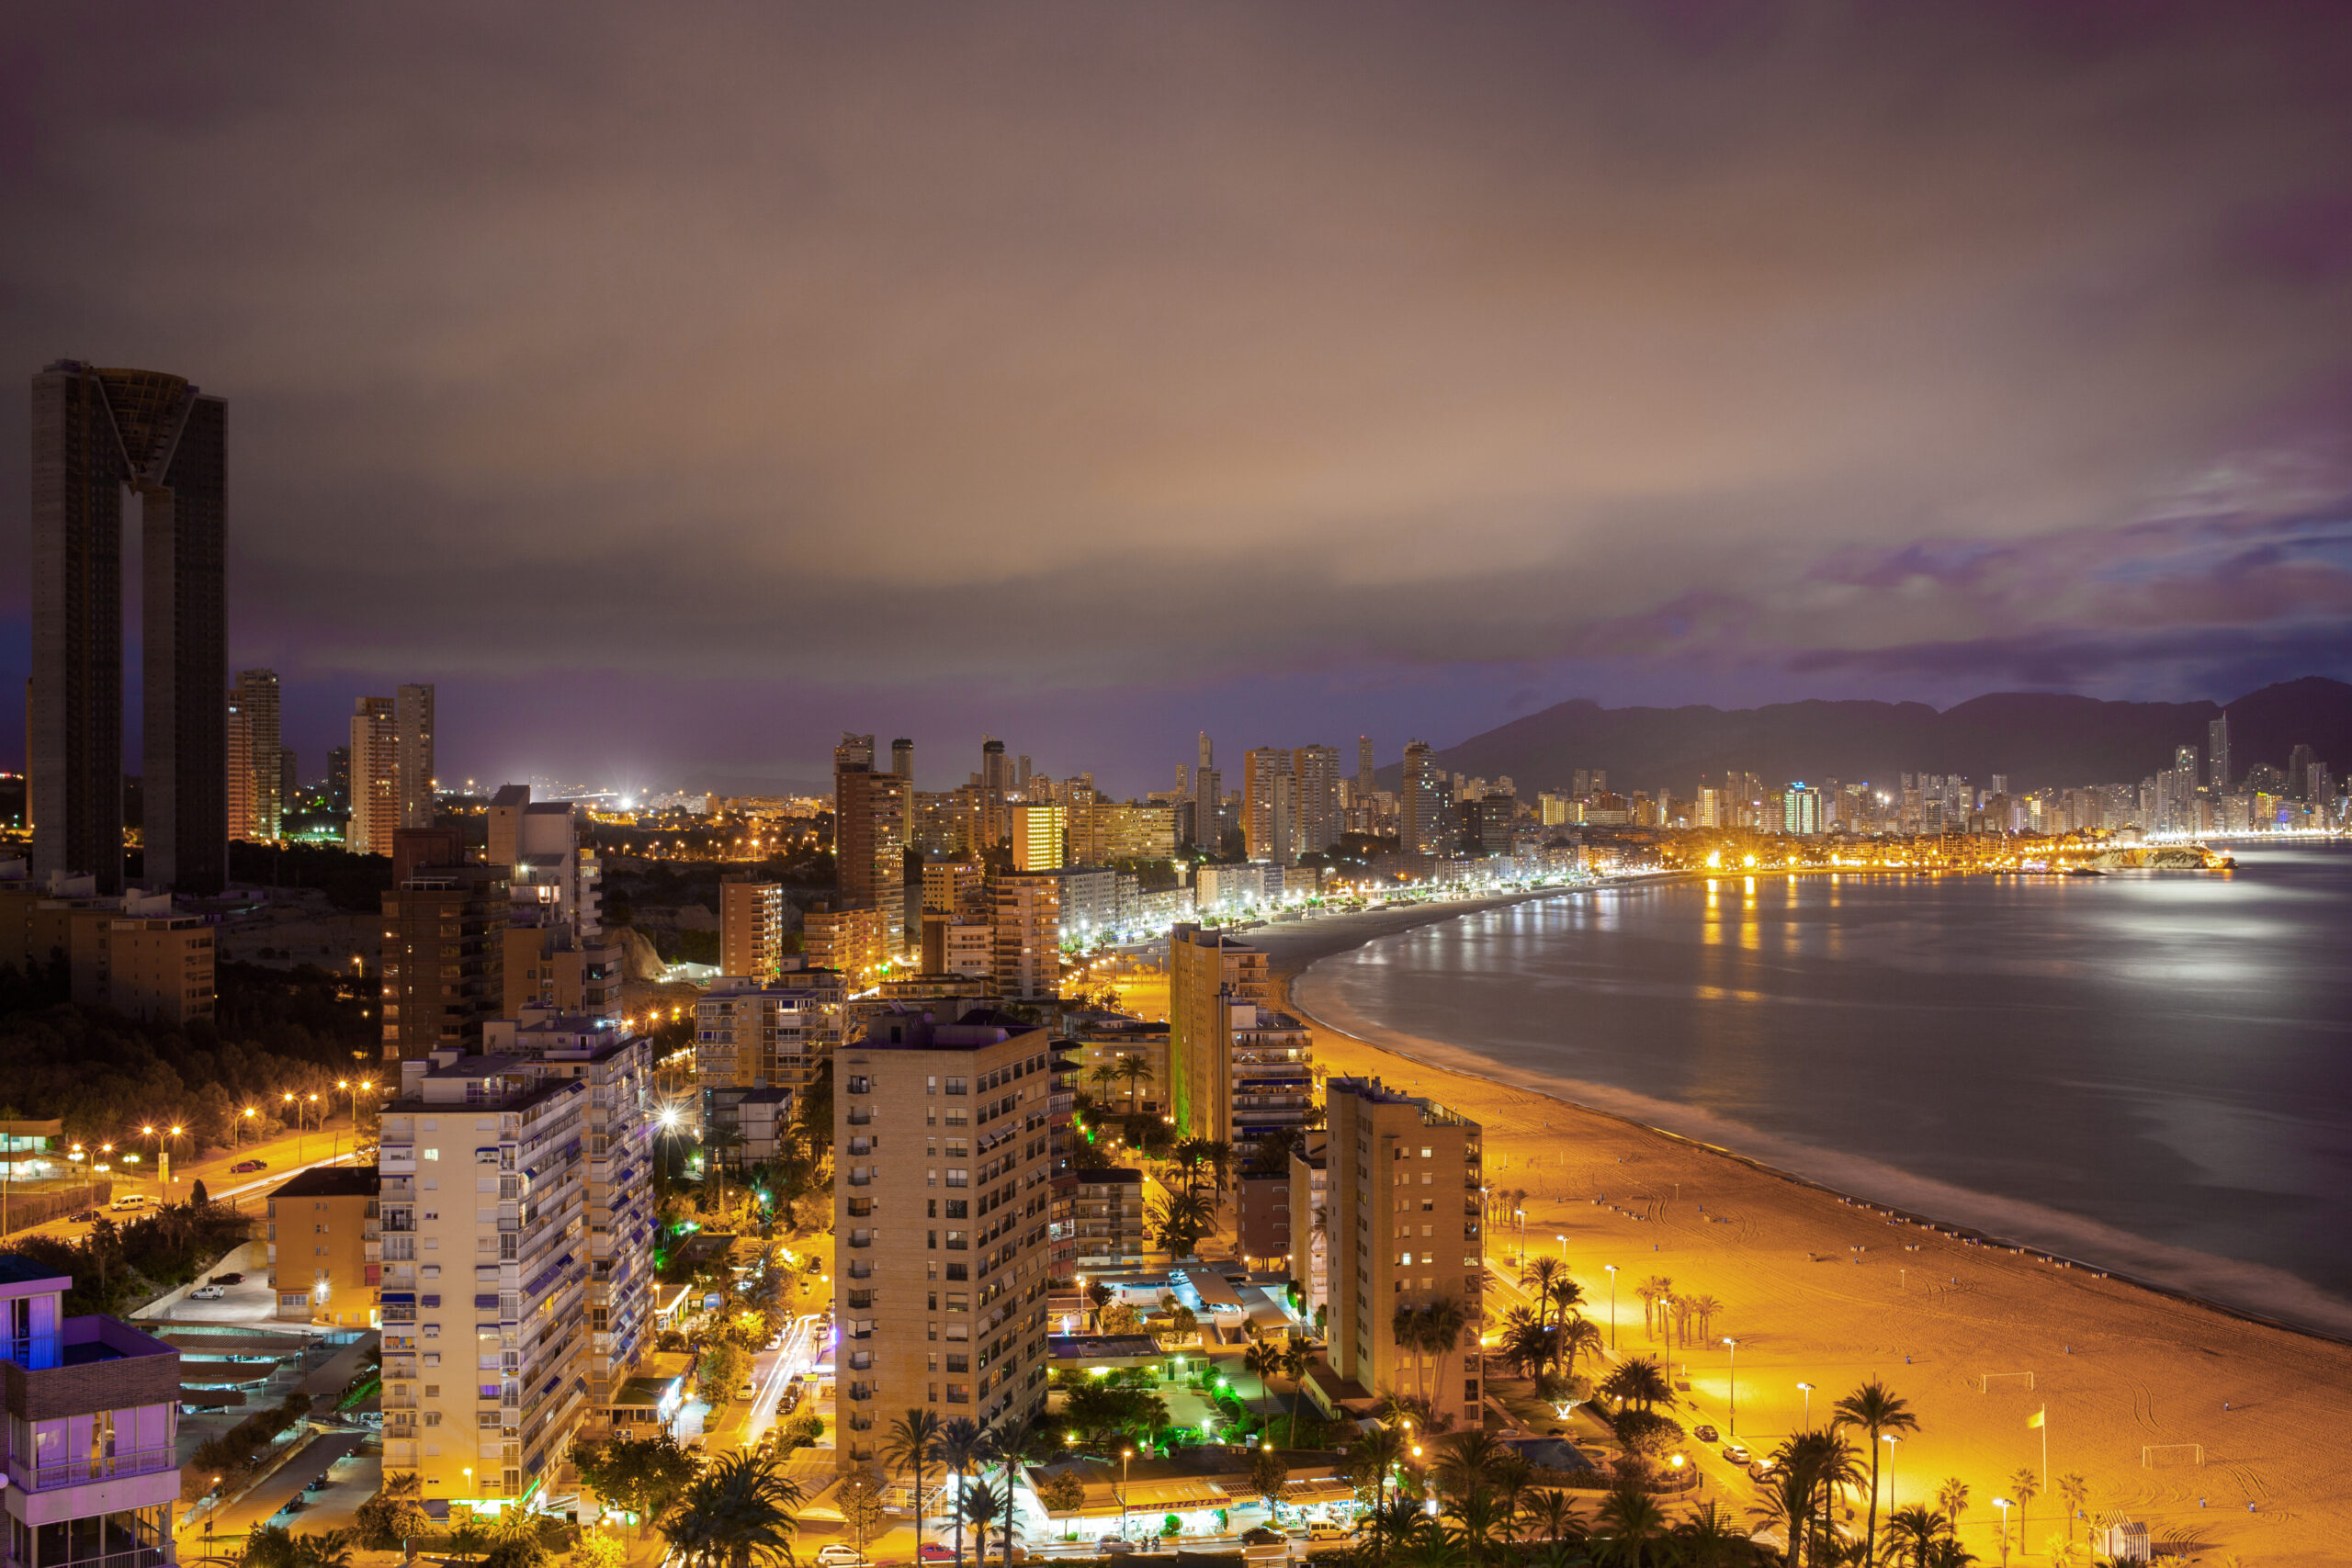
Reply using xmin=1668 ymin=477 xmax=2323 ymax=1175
xmin=17 ymin=1122 xmax=368 ymax=1242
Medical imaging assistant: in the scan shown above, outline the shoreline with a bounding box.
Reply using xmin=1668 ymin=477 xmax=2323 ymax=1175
xmin=1245 ymin=884 xmax=2352 ymax=1564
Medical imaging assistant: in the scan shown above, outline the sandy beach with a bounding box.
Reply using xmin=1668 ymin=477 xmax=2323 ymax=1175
xmin=1251 ymin=887 xmax=2352 ymax=1565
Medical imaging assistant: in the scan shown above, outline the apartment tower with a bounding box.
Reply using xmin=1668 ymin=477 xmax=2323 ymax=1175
xmin=348 ymin=697 xmax=401 ymax=855
xmin=1167 ymin=923 xmax=1270 ymax=1141
xmin=30 ymin=360 xmax=228 ymax=894
xmin=719 ymin=877 xmax=786 ymax=979
xmin=226 ymin=668 xmax=283 ymax=843
xmin=1323 ymin=1076 xmax=1485 ymax=1428
xmin=1401 ymin=740 xmax=1450 ymax=856
xmin=833 ymin=1013 xmax=1055 ymax=1465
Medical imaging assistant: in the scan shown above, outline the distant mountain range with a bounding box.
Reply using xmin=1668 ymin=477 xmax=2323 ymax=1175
xmin=1375 ymin=677 xmax=2352 ymax=796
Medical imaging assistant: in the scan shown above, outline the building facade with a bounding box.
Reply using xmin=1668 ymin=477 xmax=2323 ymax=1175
xmin=348 ymin=697 xmax=401 ymax=856
xmin=833 ymin=1015 xmax=1056 ymax=1465
xmin=380 ymin=863 xmax=509 ymax=1061
xmin=718 ymin=878 xmax=784 ymax=980
xmin=0 ymin=1256 xmax=183 ymax=1568
xmin=990 ymin=873 xmax=1062 ymax=1001
xmin=1166 ymin=924 xmax=1270 ymax=1142
xmin=269 ymin=1165 xmax=381 ymax=1325
xmin=1323 ymin=1077 xmax=1483 ymax=1428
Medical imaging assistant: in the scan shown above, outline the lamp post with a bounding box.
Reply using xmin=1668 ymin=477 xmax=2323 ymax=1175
xmin=1514 ymin=1208 xmax=1525 ymax=1270
xmin=1120 ymin=1448 xmax=1135 ymax=1540
xmin=1604 ymin=1265 xmax=1619 ymax=1350
xmin=1797 ymin=1381 xmax=1814 ymax=1427
xmin=283 ymin=1092 xmax=301 ymax=1161
xmin=1993 ymin=1497 xmax=2012 ymax=1565
xmin=1555 ymin=1233 xmax=1567 ymax=1266
xmin=236 ymin=1106 xmax=257 ymax=1149
xmin=1882 ymin=1434 xmax=1900 ymax=1524
xmin=1722 ymin=1338 xmax=1738 ymax=1437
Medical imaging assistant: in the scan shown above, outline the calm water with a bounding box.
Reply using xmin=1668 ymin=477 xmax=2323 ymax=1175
xmin=1299 ymin=843 xmax=2352 ymax=1333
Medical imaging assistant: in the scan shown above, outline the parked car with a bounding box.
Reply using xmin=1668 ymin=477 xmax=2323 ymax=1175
xmin=916 ymin=1547 xmax=957 ymax=1563
xmin=210 ymin=1272 xmax=244 ymax=1285
xmin=1241 ymin=1529 xmax=1286 ymax=1546
xmin=814 ymin=1549 xmax=867 ymax=1568
xmin=1098 ymin=1538 xmax=1138 ymax=1557
xmin=1691 ymin=1424 xmax=1720 ymax=1444
xmin=109 ymin=1194 xmax=147 ymax=1211
xmin=1747 ymin=1460 xmax=1777 ymax=1483
xmin=71 ymin=1210 xmax=97 ymax=1224
xmin=278 ymin=1497 xmax=304 ymax=1517
xmin=1306 ymin=1525 xmax=1351 ymax=1543
xmin=780 ymin=1384 xmax=804 ymax=1414
xmin=304 ymin=1477 xmax=329 ymax=1493
xmin=232 ymin=1160 xmax=266 ymax=1174
xmin=737 ymin=1378 xmax=757 ymax=1402
xmin=190 ymin=1285 xmax=226 ymax=1301
xmin=1720 ymin=1444 xmax=1751 ymax=1465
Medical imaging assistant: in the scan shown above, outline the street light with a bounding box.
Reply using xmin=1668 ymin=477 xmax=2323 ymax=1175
xmin=1604 ymin=1265 xmax=1620 ymax=1349
xmin=1119 ymin=1448 xmax=1135 ymax=1540
xmin=1797 ymin=1381 xmax=1815 ymax=1427
xmin=1723 ymin=1338 xmax=1738 ymax=1437
xmin=1555 ymin=1233 xmax=1567 ymax=1265
xmin=1993 ymin=1497 xmax=2012 ymax=1565
xmin=1882 ymin=1434 xmax=1901 ymax=1518
xmin=237 ymin=1106 xmax=257 ymax=1148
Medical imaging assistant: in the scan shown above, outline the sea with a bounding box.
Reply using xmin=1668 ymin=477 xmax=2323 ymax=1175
xmin=1293 ymin=841 xmax=2352 ymax=1337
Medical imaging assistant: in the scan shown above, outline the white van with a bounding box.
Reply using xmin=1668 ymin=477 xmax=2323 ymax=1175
xmin=110 ymin=1193 xmax=148 ymax=1211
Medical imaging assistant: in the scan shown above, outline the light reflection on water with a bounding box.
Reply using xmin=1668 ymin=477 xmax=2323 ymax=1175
xmin=1317 ymin=843 xmax=2352 ymax=1308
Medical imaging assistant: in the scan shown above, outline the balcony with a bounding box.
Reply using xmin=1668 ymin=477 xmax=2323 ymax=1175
xmin=6 ymin=1445 xmax=177 ymax=1492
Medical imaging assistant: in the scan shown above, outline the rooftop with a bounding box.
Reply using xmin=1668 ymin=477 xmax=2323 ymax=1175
xmin=273 ymin=1164 xmax=381 ymax=1200
xmin=0 ymin=1255 xmax=72 ymax=1293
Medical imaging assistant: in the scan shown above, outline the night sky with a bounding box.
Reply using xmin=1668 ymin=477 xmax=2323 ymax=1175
xmin=5 ymin=5 xmax=2351 ymax=795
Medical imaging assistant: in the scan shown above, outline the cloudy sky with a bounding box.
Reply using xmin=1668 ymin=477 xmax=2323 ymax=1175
xmin=6 ymin=4 xmax=2351 ymax=794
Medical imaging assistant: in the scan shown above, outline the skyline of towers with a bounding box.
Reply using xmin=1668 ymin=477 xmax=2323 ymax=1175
xmin=30 ymin=360 xmax=227 ymax=894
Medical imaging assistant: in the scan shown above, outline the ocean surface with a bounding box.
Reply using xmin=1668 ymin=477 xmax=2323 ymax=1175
xmin=1295 ymin=842 xmax=2352 ymax=1335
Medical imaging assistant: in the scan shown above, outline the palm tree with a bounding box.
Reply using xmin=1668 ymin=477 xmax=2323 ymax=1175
xmin=1883 ymin=1506 xmax=1951 ymax=1568
xmin=1769 ymin=1429 xmax=1865 ymax=1568
xmin=1088 ymin=1061 xmax=1122 ymax=1107
xmin=983 ymin=1409 xmax=1041 ymax=1568
xmin=2055 ymin=1472 xmax=2089 ymax=1541
xmin=959 ymin=1482 xmax=1005 ymax=1568
xmin=930 ymin=1417 xmax=989 ymax=1565
xmin=1279 ymin=1338 xmax=1313 ymax=1445
xmin=1922 ymin=1541 xmax=1979 ymax=1568
xmin=1391 ymin=1303 xmax=1430 ymax=1404
xmin=1431 ymin=1430 xmax=1507 ymax=1505
xmin=1668 ymin=1502 xmax=1752 ymax=1568
xmin=1685 ymin=1293 xmax=1724 ymax=1340
xmin=1526 ymin=1490 xmax=1583 ymax=1545
xmin=1114 ymin=1053 xmax=1154 ymax=1111
xmin=1591 ymin=1485 xmax=1669 ymax=1565
xmin=1634 ymin=1276 xmax=1672 ymax=1338
xmin=1750 ymin=1469 xmax=1817 ymax=1568
xmin=2004 ymin=1469 xmax=2039 ymax=1557
xmin=1544 ymin=1276 xmax=1585 ymax=1331
xmin=1833 ymin=1378 xmax=1921 ymax=1565
xmin=1422 ymin=1297 xmax=1470 ymax=1412
xmin=1353 ymin=1424 xmax=1405 ymax=1510
xmin=1358 ymin=1495 xmax=1424 ymax=1561
xmin=1934 ymin=1477 xmax=1970 ymax=1536
xmin=1242 ymin=1338 xmax=1283 ymax=1412
xmin=1526 ymin=1254 xmax=1560 ymax=1302
xmin=660 ymin=1451 xmax=805 ymax=1568
xmin=290 ymin=1529 xmax=359 ymax=1568
xmin=1597 ymin=1357 xmax=1674 ymax=1414
xmin=1555 ymin=1317 xmax=1602 ymax=1383
xmin=882 ymin=1409 xmax=944 ymax=1561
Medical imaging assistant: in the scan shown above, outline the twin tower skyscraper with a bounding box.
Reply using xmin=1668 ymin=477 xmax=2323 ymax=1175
xmin=29 ymin=361 xmax=228 ymax=895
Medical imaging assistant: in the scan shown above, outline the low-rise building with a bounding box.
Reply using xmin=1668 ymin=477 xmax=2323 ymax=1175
xmin=1069 ymin=1169 xmax=1149 ymax=1268
xmin=0 ymin=1255 xmax=182 ymax=1568
xmin=1286 ymin=1131 xmax=1330 ymax=1317
xmin=268 ymin=1164 xmax=381 ymax=1325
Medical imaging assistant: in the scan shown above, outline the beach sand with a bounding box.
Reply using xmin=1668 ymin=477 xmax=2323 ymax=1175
xmin=1248 ymin=889 xmax=2352 ymax=1565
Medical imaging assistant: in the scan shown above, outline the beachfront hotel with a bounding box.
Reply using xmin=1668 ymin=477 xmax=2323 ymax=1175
xmin=1318 ymin=1077 xmax=1485 ymax=1430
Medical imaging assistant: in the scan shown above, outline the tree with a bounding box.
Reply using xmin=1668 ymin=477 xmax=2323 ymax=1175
xmin=835 ymin=1472 xmax=889 ymax=1562
xmin=931 ymin=1417 xmax=989 ymax=1566
xmin=1242 ymin=1339 xmax=1282 ymax=1402
xmin=1832 ymin=1378 xmax=1920 ymax=1566
xmin=356 ymin=1471 xmax=433 ymax=1553
xmin=1555 ymin=1317 xmax=1602 ymax=1382
xmin=1597 ymin=1358 xmax=1675 ymax=1414
xmin=570 ymin=1431 xmax=701 ymax=1538
xmin=190 ymin=1178 xmax=209 ymax=1207
xmin=2005 ymin=1469 xmax=2040 ymax=1556
xmin=1167 ymin=1303 xmax=1199 ymax=1346
xmin=483 ymin=1508 xmax=555 ymax=1568
xmin=1883 ymin=1506 xmax=1953 ymax=1568
xmin=2055 ymin=1472 xmax=2089 ymax=1541
xmin=1248 ymin=1446 xmax=1290 ymax=1510
xmin=660 ymin=1451 xmax=805 ymax=1568
xmin=1035 ymin=1470 xmax=1087 ymax=1516
xmin=1592 ymin=1485 xmax=1669 ymax=1565
xmin=959 ymin=1482 xmax=1006 ymax=1568
xmin=883 ymin=1408 xmax=945 ymax=1560
xmin=1610 ymin=1409 xmax=1684 ymax=1457
xmin=1934 ymin=1478 xmax=1970 ymax=1533
xmin=696 ymin=1340 xmax=752 ymax=1407
xmin=1278 ymin=1339 xmax=1313 ymax=1445
xmin=243 ymin=1524 xmax=300 ymax=1568
xmin=570 ymin=1534 xmax=626 ymax=1568
xmin=1526 ymin=1491 xmax=1583 ymax=1545
xmin=1634 ymin=1277 xmax=1671 ymax=1339
xmin=447 ymin=1518 xmax=490 ymax=1565
xmin=1544 ymin=1276 xmax=1584 ymax=1333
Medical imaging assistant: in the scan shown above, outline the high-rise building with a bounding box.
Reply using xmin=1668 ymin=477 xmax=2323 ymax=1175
xmin=1167 ymin=923 xmax=1271 ymax=1141
xmin=1401 ymin=739 xmax=1449 ymax=855
xmin=396 ymin=683 xmax=435 ymax=829
xmin=327 ymin=745 xmax=351 ymax=813
xmin=719 ymin=876 xmax=786 ymax=979
xmin=1192 ymin=733 xmax=1221 ymax=851
xmin=0 ymin=1255 xmax=183 ymax=1568
xmin=695 ymin=970 xmax=847 ymax=1096
xmin=2208 ymin=716 xmax=2232 ymax=794
xmin=348 ymin=697 xmax=401 ymax=855
xmin=2286 ymin=742 xmax=2317 ymax=800
xmin=891 ymin=737 xmax=915 ymax=780
xmin=1781 ymin=784 xmax=1824 ymax=836
xmin=379 ymin=837 xmax=508 ymax=1061
xmin=991 ymin=871 xmax=1063 ymax=1001
xmin=1356 ymin=736 xmax=1375 ymax=799
xmin=1242 ymin=748 xmax=1295 ymax=863
xmin=835 ymin=733 xmax=909 ymax=938
xmin=1322 ymin=1076 xmax=1485 ymax=1429
xmin=1293 ymin=744 xmax=1341 ymax=856
xmin=31 ymin=361 xmax=228 ymax=895
xmin=1012 ymin=803 xmax=1067 ymax=871
xmin=226 ymin=668 xmax=283 ymax=843
xmin=832 ymin=1013 xmax=1055 ymax=1463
